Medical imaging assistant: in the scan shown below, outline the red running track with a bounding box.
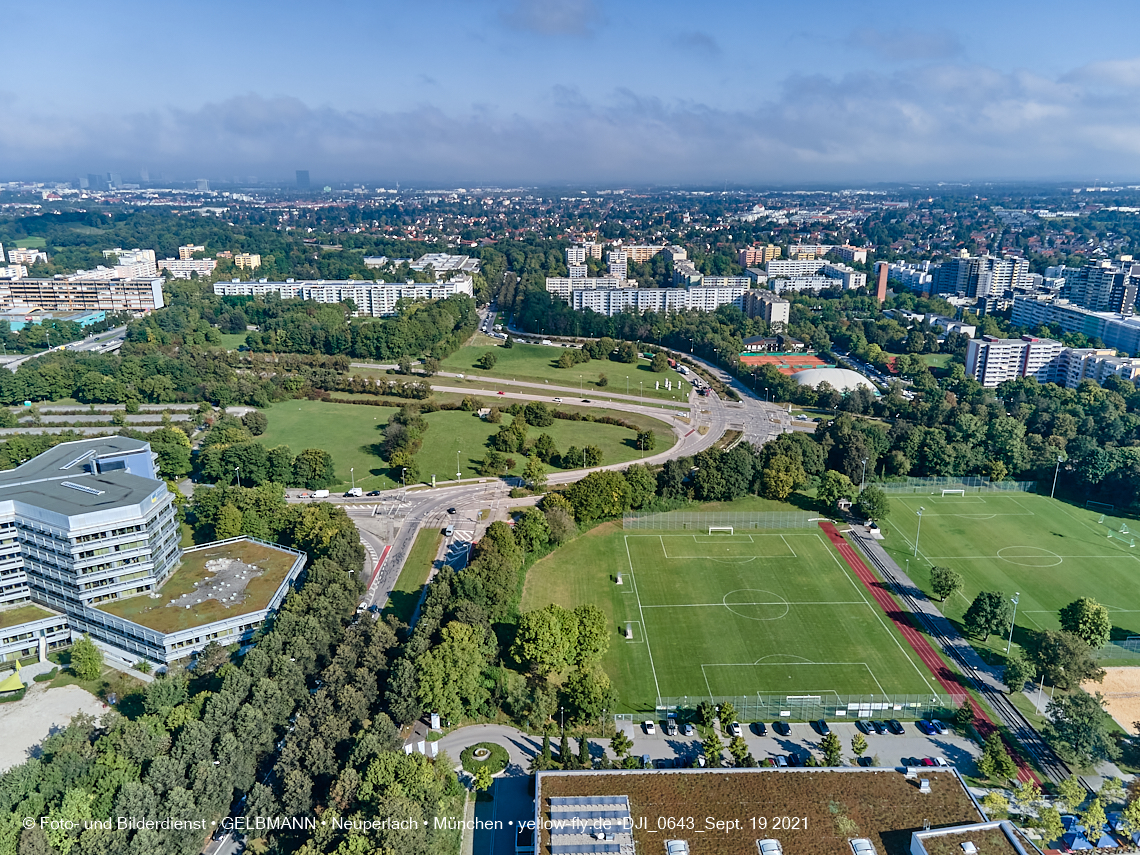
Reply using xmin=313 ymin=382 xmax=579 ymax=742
xmin=818 ymin=521 xmax=1038 ymax=785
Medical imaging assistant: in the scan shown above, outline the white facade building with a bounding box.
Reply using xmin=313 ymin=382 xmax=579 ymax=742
xmin=159 ymin=258 xmax=218 ymax=279
xmin=212 ymin=277 xmax=473 ymax=317
xmin=409 ymin=253 xmax=481 ymax=279
xmin=8 ymin=248 xmax=47 ymax=266
xmin=569 ymin=285 xmax=748 ymax=317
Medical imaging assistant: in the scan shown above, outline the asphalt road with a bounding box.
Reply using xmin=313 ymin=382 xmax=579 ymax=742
xmin=5 ymin=325 xmax=127 ymax=372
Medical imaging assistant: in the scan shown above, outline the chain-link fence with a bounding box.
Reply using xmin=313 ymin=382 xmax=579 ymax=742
xmin=877 ymin=475 xmax=1038 ymax=494
xmin=1097 ymin=637 xmax=1140 ymax=662
xmin=622 ymin=511 xmax=821 ymax=530
xmin=654 ymin=693 xmax=965 ymax=722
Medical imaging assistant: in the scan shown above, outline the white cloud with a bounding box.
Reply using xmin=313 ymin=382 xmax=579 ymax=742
xmin=5 ymin=59 xmax=1140 ymax=183
xmin=499 ymin=0 xmax=600 ymax=36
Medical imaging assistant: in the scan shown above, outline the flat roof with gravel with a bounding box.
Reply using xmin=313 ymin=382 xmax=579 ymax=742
xmin=95 ymin=539 xmax=300 ymax=633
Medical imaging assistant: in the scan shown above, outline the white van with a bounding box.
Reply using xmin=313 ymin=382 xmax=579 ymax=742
xmin=345 ymin=487 xmax=363 ymax=498
xmin=312 ymin=489 xmax=330 ymax=499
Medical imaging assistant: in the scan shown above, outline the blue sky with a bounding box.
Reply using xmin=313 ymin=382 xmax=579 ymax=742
xmin=4 ymin=0 xmax=1140 ymax=184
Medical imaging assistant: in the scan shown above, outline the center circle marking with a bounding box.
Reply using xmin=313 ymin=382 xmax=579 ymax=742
xmin=722 ymin=589 xmax=790 ymax=621
xmin=997 ymin=546 xmax=1062 ymax=567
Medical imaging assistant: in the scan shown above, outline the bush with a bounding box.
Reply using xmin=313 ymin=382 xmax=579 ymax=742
xmin=33 ymin=667 xmax=59 ymax=683
xmin=460 ymin=742 xmax=509 ymax=775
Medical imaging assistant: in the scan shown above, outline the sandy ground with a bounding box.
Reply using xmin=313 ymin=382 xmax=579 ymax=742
xmin=0 ymin=684 xmax=107 ymax=772
xmin=1085 ymin=667 xmax=1140 ymax=734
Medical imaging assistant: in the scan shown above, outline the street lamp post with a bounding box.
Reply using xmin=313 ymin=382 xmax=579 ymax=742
xmin=626 ymin=376 xmax=629 ymax=396
xmin=1051 ymin=455 xmax=1063 ymax=499
xmin=456 ymin=450 xmax=461 ymax=482
xmin=861 ymin=457 xmax=868 ymax=492
xmin=913 ymin=506 xmax=925 ymax=557
xmin=234 ymin=466 xmax=241 ymax=488
xmin=1006 ymin=592 xmax=1020 ymax=654
xmin=764 ymin=387 xmax=769 ymax=403
xmin=579 ymin=375 xmax=583 ymax=397
xmin=350 ymin=467 xmax=355 ymax=491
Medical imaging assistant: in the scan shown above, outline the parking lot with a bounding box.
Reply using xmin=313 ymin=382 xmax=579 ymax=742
xmin=617 ymin=719 xmax=981 ymax=773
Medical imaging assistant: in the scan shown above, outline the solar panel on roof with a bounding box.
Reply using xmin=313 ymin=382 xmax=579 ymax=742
xmin=59 ymin=450 xmax=97 ymax=470
xmin=61 ymin=481 xmax=105 ymax=496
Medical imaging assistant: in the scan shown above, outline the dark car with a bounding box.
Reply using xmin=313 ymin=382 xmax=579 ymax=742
xmin=366 ymin=490 xmax=383 ymax=496
xmin=814 ymin=719 xmax=830 ymax=736
xmin=887 ymin=719 xmax=905 ymax=735
xmin=786 ymin=753 xmax=802 ymax=767
xmin=773 ymin=721 xmax=791 ymax=736
xmin=916 ymin=720 xmax=934 ymax=735
xmin=752 ymin=721 xmax=767 ymax=736
xmin=855 ymin=720 xmax=873 ymax=735
xmin=871 ymin=721 xmax=887 ymax=735
xmin=447 ymin=507 xmax=457 ymax=514
xmin=857 ymin=755 xmax=875 ymax=767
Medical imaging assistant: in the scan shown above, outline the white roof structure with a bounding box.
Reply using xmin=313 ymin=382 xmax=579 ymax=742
xmin=791 ymin=367 xmax=876 ymax=393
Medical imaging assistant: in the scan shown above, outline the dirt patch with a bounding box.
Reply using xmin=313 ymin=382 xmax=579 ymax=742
xmin=0 ymin=684 xmax=106 ymax=772
xmin=1085 ymin=667 xmax=1140 ymax=734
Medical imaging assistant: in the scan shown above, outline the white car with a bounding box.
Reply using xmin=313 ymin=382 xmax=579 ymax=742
xmin=552 ymin=397 xmax=562 ymax=403
xmin=758 ymin=840 xmax=783 ymax=855
xmin=643 ymin=721 xmax=656 ymax=735
xmin=850 ymin=839 xmax=877 ymax=855
xmin=666 ymin=841 xmax=690 ymax=855
xmin=729 ymin=721 xmax=742 ymax=737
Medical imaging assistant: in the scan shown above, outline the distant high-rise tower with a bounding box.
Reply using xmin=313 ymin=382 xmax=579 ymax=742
xmin=875 ymin=261 xmax=889 ymax=302
xmin=296 ymin=170 xmax=310 ymax=189
xmin=196 ymin=179 xmax=210 ymax=192
xmin=139 ymin=167 xmax=149 ymax=182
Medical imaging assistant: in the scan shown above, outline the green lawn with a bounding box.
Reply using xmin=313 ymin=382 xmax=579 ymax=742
xmin=215 ymin=332 xmax=248 ymax=350
xmin=521 ymin=518 xmax=940 ymax=714
xmin=439 ymin=342 xmax=694 ymax=403
xmin=880 ymin=492 xmax=1140 ymax=661
xmin=261 ymin=399 xmax=675 ymax=490
xmin=920 ymin=353 xmax=954 ymax=369
xmin=384 ymin=529 xmax=441 ymax=624
xmin=14 ymin=237 xmax=46 ymax=248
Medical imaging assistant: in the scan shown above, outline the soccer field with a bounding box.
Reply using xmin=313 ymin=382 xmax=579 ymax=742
xmin=521 ymin=526 xmax=940 ymax=712
xmin=881 ymin=493 xmax=1140 ymax=654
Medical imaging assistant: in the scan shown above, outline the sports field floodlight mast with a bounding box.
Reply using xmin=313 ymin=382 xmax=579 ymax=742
xmin=1051 ymin=455 xmax=1063 ymax=499
xmin=1006 ymin=592 xmax=1020 ymax=654
xmin=456 ymin=449 xmax=461 ymax=482
xmin=913 ymin=506 xmax=925 ymax=557
xmin=861 ymin=458 xmax=868 ymax=492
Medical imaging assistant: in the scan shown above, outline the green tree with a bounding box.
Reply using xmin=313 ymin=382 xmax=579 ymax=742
xmin=242 ymin=410 xmax=268 ymax=436
xmin=582 ymin=445 xmax=603 ymax=467
xmin=523 ymin=454 xmax=547 ymax=491
xmin=1002 ymin=650 xmax=1036 ymax=694
xmin=416 ymin=622 xmax=491 ymax=721
xmin=596 ymin=372 xmax=607 ymax=386
xmin=476 ymin=351 xmax=498 ymax=370
xmin=851 ymin=732 xmax=868 ymax=758
xmin=1060 ymin=597 xmax=1112 ymax=649
xmin=728 ymin=736 xmax=749 ymax=765
xmin=623 ymin=463 xmax=657 ymax=509
xmin=852 ymin=485 xmax=890 ymax=522
xmin=636 ymin=430 xmax=656 ymax=452
xmin=512 ymin=604 xmax=577 ymax=676
xmin=954 ymin=698 xmax=975 ymax=730
xmin=69 ymin=635 xmax=103 ymax=681
xmin=473 ymin=766 xmax=493 ymax=792
xmin=559 ymin=729 xmax=570 ymax=768
xmin=717 ymin=702 xmax=737 ymax=724
xmin=817 ymin=470 xmax=857 ymax=509
xmin=1031 ymin=630 xmax=1105 ymax=689
xmin=977 ymin=732 xmax=1018 ymax=783
xmin=651 ymin=352 xmax=669 ymax=372
xmin=514 ymin=506 xmax=550 ymax=552
xmin=578 ymin=736 xmax=591 ymax=769
xmin=1045 ymin=690 xmax=1121 ymax=764
xmin=573 ymin=604 xmax=609 ymax=668
xmin=1037 ymin=806 xmax=1065 ymax=843
xmin=1055 ymin=776 xmax=1087 ymax=813
xmin=981 ymin=791 xmax=1009 ymax=819
xmin=609 ymin=730 xmax=632 ymax=759
xmin=696 ymin=701 xmax=716 ymax=727
xmin=566 ymin=470 xmax=632 ymax=520
xmin=215 ymin=503 xmax=243 ymax=538
xmin=1081 ymin=797 xmax=1107 ymax=838
xmin=1011 ymin=780 xmax=1043 ymax=815
xmin=292 ymin=447 xmax=336 ymax=489
xmin=820 ymin=732 xmax=843 ymax=766
xmin=963 ymin=591 xmax=1014 ymax=641
xmin=930 ymin=566 xmax=963 ymax=602
xmin=1120 ymin=797 xmax=1140 ymax=836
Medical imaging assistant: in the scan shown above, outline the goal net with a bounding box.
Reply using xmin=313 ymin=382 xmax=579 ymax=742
xmin=941 ymin=489 xmax=965 ymax=497
xmin=708 ymin=526 xmax=734 ymax=536
xmin=1088 ymin=500 xmax=1116 ymax=512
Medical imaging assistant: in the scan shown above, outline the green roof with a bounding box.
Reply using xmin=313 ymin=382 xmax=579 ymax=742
xmin=0 ymin=603 xmax=56 ymax=630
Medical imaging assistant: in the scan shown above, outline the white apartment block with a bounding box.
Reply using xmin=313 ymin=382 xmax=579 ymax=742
xmin=570 ymin=286 xmax=748 ymax=317
xmin=768 ymin=259 xmax=830 ymax=277
xmin=607 ymin=250 xmax=628 ymax=279
xmin=159 ymin=258 xmax=218 ymax=279
xmin=0 ymin=278 xmax=164 ymax=312
xmin=545 ymin=276 xmax=627 ymax=302
xmin=566 ymin=246 xmax=588 ymax=265
xmin=212 ymin=277 xmax=473 ymax=317
xmin=770 ymin=275 xmax=841 ymax=293
xmin=1011 ymin=294 xmax=1140 ymax=356
xmin=568 ymin=264 xmax=588 ymax=278
xmin=741 ymin=290 xmax=791 ymax=327
xmin=884 ymin=261 xmax=935 ymax=291
xmin=178 ymin=244 xmax=206 ymax=260
xmin=702 ymin=276 xmax=753 ymax=289
xmin=0 ymin=265 xmax=27 ymax=280
xmin=8 ymin=248 xmax=47 ymax=266
xmin=965 ymin=336 xmax=1065 ymax=387
xmin=103 ymin=249 xmax=156 ymax=273
xmin=834 ymin=246 xmax=869 ymax=264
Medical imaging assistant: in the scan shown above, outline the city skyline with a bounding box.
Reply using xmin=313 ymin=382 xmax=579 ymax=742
xmin=5 ymin=0 xmax=1140 ymax=183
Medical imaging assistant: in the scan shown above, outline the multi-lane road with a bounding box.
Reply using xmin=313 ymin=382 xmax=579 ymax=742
xmin=4 ymin=325 xmax=127 ymax=372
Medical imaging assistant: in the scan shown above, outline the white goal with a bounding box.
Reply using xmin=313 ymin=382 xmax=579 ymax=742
xmin=941 ymin=489 xmax=965 ymax=497
xmin=708 ymin=526 xmax=734 ymax=536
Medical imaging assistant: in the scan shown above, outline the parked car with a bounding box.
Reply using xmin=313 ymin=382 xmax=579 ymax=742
xmin=786 ymin=753 xmax=802 ymax=767
xmin=919 ymin=757 xmax=936 ymax=767
xmin=758 ymin=839 xmax=784 ymax=855
xmin=933 ymin=757 xmax=949 ymax=766
xmin=814 ymin=719 xmax=830 ymax=736
xmin=916 ymin=720 xmax=934 ymax=735
xmin=773 ymin=721 xmax=791 ymax=736
xmin=643 ymin=721 xmax=656 ymax=735
xmin=641 ymin=754 xmax=652 ymax=769
xmin=850 ymin=838 xmax=877 ymax=855
xmin=667 ymin=721 xmax=678 ymax=736
xmin=581 ymin=398 xmax=591 ymax=403
xmin=752 ymin=722 xmax=767 ymax=736
xmin=857 ymin=756 xmax=875 ymax=766
xmin=773 ymin=755 xmax=788 ymax=767
xmin=930 ymin=720 xmax=947 ymax=735
xmin=855 ymin=720 xmax=874 ymax=735
xmin=497 ymin=390 xmax=506 ymax=395
xmin=682 ymin=723 xmax=695 ymax=737
xmin=887 ymin=720 xmax=905 ymax=735
xmin=729 ymin=722 xmax=742 ymax=737
xmin=666 ymin=840 xmax=690 ymax=855
xmin=871 ymin=721 xmax=887 ymax=735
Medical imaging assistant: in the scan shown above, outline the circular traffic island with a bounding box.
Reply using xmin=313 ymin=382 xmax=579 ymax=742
xmin=460 ymin=742 xmax=509 ymax=776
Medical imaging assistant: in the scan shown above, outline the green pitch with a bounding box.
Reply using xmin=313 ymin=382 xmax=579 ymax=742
xmin=521 ymin=525 xmax=940 ymax=713
xmin=880 ymin=493 xmax=1140 ymax=656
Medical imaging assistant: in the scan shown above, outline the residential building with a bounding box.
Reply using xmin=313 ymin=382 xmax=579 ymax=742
xmin=741 ymin=290 xmax=790 ymax=328
xmin=738 ymin=245 xmax=781 ymax=267
xmin=569 ymin=285 xmax=747 ymax=316
xmin=212 ymin=277 xmax=473 ymax=317
xmin=363 ymin=256 xmax=389 ymax=269
xmin=566 ymin=246 xmax=588 ymax=265
xmin=158 ymin=258 xmax=218 ymax=279
xmin=8 ymin=248 xmax=47 ymax=266
xmin=1011 ymin=294 xmax=1140 ymax=355
xmin=545 ymin=276 xmax=626 ymax=302
xmin=178 ymin=244 xmax=205 ymax=260
xmin=789 ymin=244 xmax=829 ymax=259
xmin=607 ymin=250 xmax=628 ymax=279
xmin=0 ymin=437 xmax=306 ymax=666
xmin=834 ymin=245 xmax=869 ymax=264
xmin=766 ymin=259 xmax=865 ymax=289
xmin=1056 ymin=259 xmax=1140 ymax=313
xmin=623 ymin=245 xmax=665 ymax=263
xmin=0 ymin=278 xmax=164 ymax=312
xmin=409 ymin=253 xmax=480 ymax=279
xmin=102 ymin=249 xmax=156 ymax=272
xmin=0 ymin=265 xmax=27 ymax=281
xmin=875 ymin=261 xmax=888 ymax=302
xmin=882 ymin=260 xmax=935 ymax=292
xmin=568 ymin=264 xmax=588 ymax=278
xmin=701 ymin=276 xmax=752 ymax=288
xmin=961 ymin=334 xmax=1140 ymax=388
xmin=672 ymin=260 xmax=703 ymax=286
xmin=932 ymin=254 xmax=1030 ymax=298
xmin=296 ymin=170 xmax=310 ymax=189
xmin=234 ymin=253 xmax=261 ymax=271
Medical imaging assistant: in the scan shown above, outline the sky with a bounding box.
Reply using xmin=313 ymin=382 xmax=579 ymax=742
xmin=5 ymin=0 xmax=1140 ymax=185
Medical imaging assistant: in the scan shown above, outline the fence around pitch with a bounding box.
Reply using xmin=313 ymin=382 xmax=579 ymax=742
xmin=1097 ymin=636 xmax=1140 ymax=662
xmin=622 ymin=511 xmax=821 ymax=530
xmin=654 ymin=693 xmax=965 ymax=722
xmin=877 ymin=475 xmax=1038 ymax=494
